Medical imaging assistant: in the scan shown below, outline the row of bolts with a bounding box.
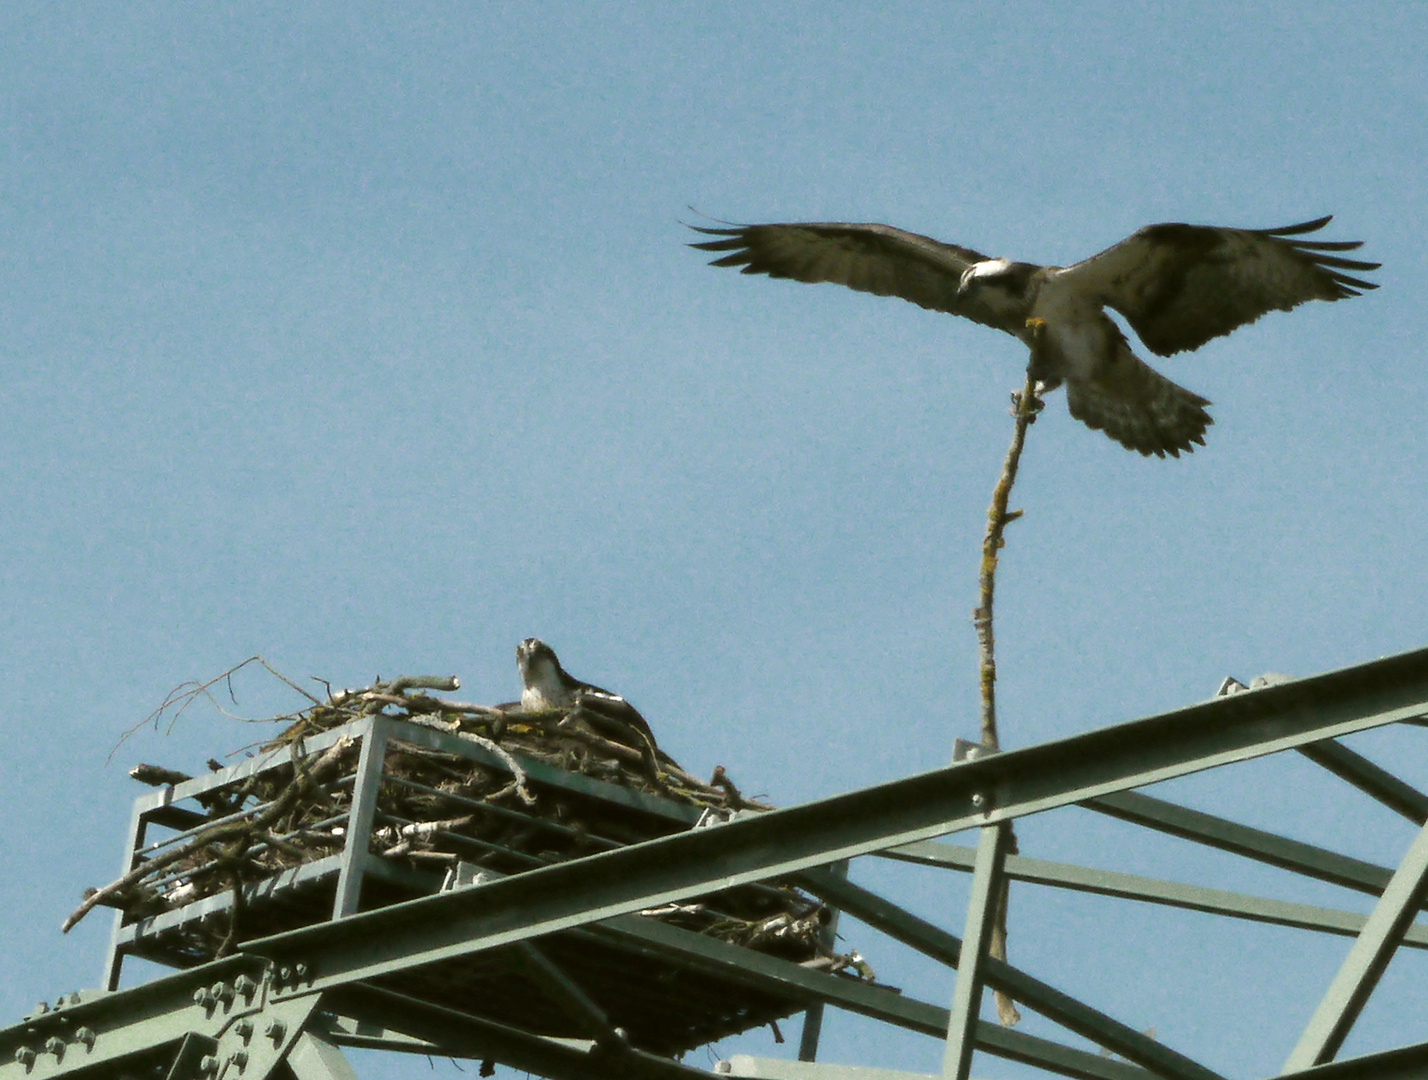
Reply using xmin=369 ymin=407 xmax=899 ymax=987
xmin=14 ymin=968 xmax=307 ymax=1070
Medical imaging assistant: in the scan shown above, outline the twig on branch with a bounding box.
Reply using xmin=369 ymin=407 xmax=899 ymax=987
xmin=107 ymin=655 xmax=324 ymax=764
xmin=970 ymin=346 xmax=1045 ymax=1027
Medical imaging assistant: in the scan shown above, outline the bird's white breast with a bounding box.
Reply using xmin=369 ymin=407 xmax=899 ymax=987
xmin=520 ymin=657 xmax=573 ymax=710
xmin=1029 ymin=273 xmax=1116 ymax=378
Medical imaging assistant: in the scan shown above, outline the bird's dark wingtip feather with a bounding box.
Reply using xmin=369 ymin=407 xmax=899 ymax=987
xmin=686 ymin=225 xmax=744 ymax=239
xmin=1259 ymin=215 xmax=1334 ymax=237
xmin=1306 ymin=253 xmax=1380 ymax=272
xmin=1291 ymin=239 xmax=1366 ymax=253
xmin=1332 ymin=275 xmax=1379 ymax=293
xmin=689 ymin=236 xmax=750 ymax=253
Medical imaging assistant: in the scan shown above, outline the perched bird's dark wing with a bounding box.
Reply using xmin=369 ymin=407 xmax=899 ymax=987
xmin=689 ymin=222 xmax=1015 ymax=331
xmin=568 ymin=674 xmax=615 ymax=697
xmin=1059 ymin=216 xmax=1379 ymax=356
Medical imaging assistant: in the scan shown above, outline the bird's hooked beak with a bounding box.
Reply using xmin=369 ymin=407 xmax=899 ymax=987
xmin=516 ymin=637 xmax=562 ymax=687
xmin=516 ymin=637 xmax=550 ymax=674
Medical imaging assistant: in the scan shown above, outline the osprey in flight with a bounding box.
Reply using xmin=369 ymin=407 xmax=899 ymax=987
xmin=690 ymin=216 xmax=1378 ymax=457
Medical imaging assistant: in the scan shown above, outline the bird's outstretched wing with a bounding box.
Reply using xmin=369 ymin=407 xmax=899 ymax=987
xmin=1059 ymin=216 xmax=1379 ymax=356
xmin=689 ymin=222 xmax=1014 ymax=331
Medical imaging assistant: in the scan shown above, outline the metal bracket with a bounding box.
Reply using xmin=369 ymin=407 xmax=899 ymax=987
xmin=286 ymin=1031 xmax=360 ymax=1080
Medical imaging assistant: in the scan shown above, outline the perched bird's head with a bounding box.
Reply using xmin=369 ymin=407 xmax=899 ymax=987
xmin=516 ymin=637 xmax=565 ymax=694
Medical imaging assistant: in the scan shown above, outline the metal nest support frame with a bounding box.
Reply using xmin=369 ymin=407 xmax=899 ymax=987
xmin=98 ymin=715 xmax=836 ymax=1056
xmin=5 ymin=645 xmax=1428 ymax=1080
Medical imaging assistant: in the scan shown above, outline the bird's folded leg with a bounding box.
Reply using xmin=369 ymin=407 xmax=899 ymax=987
xmin=1019 ymin=318 xmax=1055 ymax=413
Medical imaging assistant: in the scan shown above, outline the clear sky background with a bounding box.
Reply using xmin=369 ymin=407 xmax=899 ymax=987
xmin=2 ymin=4 xmax=1426 ymax=1078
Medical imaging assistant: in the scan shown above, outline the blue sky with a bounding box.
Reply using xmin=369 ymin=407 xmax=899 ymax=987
xmin=2 ymin=5 xmax=1426 ymax=1078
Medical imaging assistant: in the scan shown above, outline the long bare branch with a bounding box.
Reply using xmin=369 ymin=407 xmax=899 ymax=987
xmin=973 ymin=364 xmax=1043 ymax=752
xmin=970 ymin=339 xmax=1045 ymax=1027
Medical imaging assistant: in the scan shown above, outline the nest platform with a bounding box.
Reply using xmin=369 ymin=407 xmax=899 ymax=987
xmin=96 ymin=688 xmax=870 ymax=1057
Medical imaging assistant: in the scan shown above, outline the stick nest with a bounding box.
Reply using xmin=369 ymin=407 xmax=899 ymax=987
xmin=77 ymin=675 xmax=873 ymax=983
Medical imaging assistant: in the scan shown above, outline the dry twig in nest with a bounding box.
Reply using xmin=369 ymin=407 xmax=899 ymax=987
xmin=64 ymin=736 xmax=355 ymax=933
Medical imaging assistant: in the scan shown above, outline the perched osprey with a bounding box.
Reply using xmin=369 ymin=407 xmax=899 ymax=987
xmin=515 ymin=637 xmax=609 ymax=712
xmin=514 ymin=638 xmax=663 ymax=776
xmin=690 ymin=216 xmax=1378 ymax=457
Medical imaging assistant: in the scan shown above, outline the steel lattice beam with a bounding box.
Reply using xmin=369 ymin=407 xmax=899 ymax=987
xmin=880 ymin=840 xmax=1428 ymax=946
xmin=10 ymin=645 xmax=1428 ymax=1080
xmin=1277 ymin=1038 xmax=1428 ymax=1080
xmin=1084 ymin=791 xmax=1397 ymax=894
xmin=1296 ymin=739 xmax=1428 ymax=825
xmin=941 ymin=824 xmax=1012 ymax=1080
xmin=323 ymin=984 xmax=707 ymax=1080
xmin=796 ymin=859 xmax=848 ymax=1063
xmin=1283 ymin=817 xmax=1428 ymax=1071
xmin=0 ymin=964 xmax=318 ymax=1080
xmin=584 ymin=910 xmax=1149 ymax=1080
xmin=796 ymin=870 xmax=1223 ymax=1080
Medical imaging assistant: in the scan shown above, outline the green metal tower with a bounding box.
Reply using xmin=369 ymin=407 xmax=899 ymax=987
xmin=5 ymin=647 xmax=1428 ymax=1080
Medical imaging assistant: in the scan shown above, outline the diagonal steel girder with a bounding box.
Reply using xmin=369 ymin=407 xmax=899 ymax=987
xmin=318 ymin=912 xmax=1156 ymax=1080
xmin=1083 ymin=791 xmax=1398 ymax=895
xmin=1282 ymin=816 xmax=1428 ymax=1072
xmin=796 ymin=869 xmax=1223 ymax=1080
xmin=587 ymin=910 xmax=1152 ymax=1080
xmin=1276 ymin=1038 xmax=1428 ymax=1080
xmin=245 ymin=645 xmax=1428 ymax=990
xmin=323 ymin=983 xmax=713 ymax=1080
xmin=880 ymin=839 xmax=1428 ymax=946
xmin=1295 ymin=739 xmax=1428 ymax=825
xmin=942 ymin=824 xmax=1013 ymax=1080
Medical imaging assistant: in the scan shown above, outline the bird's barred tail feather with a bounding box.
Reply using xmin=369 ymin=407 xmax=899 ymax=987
xmin=1064 ymin=347 xmax=1213 ymax=458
